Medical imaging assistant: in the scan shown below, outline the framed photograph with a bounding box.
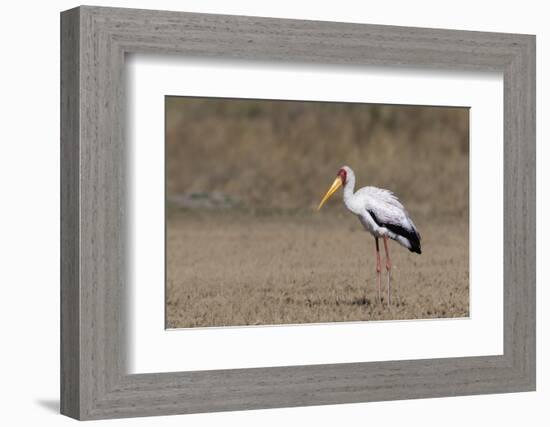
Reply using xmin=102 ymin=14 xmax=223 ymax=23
xmin=60 ymin=6 xmax=535 ymax=420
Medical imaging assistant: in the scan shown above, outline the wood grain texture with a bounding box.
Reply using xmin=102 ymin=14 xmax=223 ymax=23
xmin=60 ymin=5 xmax=536 ymax=420
xmin=60 ymin=7 xmax=80 ymax=419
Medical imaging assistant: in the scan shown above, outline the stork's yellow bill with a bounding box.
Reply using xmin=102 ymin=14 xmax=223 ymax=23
xmin=317 ymin=177 xmax=343 ymax=210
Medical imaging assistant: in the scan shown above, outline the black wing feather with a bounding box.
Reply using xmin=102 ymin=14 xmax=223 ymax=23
xmin=367 ymin=209 xmax=422 ymax=254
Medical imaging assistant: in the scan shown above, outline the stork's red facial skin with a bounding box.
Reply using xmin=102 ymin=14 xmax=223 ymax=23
xmin=337 ymin=168 xmax=347 ymax=185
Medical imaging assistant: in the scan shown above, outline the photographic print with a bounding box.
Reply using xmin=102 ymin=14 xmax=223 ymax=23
xmin=165 ymin=97 xmax=469 ymax=328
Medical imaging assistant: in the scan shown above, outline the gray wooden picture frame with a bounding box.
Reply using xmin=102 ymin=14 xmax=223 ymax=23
xmin=60 ymin=5 xmax=536 ymax=420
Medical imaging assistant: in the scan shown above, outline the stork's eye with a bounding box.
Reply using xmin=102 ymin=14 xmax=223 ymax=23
xmin=337 ymin=168 xmax=347 ymax=185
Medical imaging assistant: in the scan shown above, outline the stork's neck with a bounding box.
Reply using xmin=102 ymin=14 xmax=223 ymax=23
xmin=342 ymin=172 xmax=356 ymax=201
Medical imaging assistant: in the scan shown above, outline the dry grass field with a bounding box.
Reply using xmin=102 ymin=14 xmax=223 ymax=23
xmin=165 ymin=97 xmax=469 ymax=328
xmin=166 ymin=210 xmax=469 ymax=328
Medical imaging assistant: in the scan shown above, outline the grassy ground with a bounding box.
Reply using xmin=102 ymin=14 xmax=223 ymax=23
xmin=166 ymin=210 xmax=469 ymax=328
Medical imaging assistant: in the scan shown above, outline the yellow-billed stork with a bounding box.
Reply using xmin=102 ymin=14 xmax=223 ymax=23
xmin=318 ymin=166 xmax=421 ymax=305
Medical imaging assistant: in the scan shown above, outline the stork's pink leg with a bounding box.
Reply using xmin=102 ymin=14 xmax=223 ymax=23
xmin=375 ymin=237 xmax=381 ymax=304
xmin=383 ymin=235 xmax=392 ymax=305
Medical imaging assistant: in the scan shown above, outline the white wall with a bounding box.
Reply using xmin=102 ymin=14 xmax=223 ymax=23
xmin=0 ymin=0 xmax=546 ymax=425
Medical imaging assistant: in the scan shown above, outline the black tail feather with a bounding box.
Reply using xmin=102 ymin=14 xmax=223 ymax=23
xmin=386 ymin=223 xmax=421 ymax=254
xmin=367 ymin=209 xmax=422 ymax=254
xmin=408 ymin=236 xmax=422 ymax=254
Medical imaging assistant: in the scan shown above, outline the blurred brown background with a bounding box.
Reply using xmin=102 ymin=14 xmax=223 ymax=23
xmin=165 ymin=97 xmax=469 ymax=328
xmin=166 ymin=97 xmax=469 ymax=219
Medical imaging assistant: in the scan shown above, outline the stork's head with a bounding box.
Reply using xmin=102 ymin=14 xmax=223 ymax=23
xmin=317 ymin=166 xmax=352 ymax=210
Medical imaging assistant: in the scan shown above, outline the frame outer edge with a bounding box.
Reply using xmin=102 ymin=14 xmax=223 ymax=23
xmin=60 ymin=6 xmax=81 ymax=420
xmin=502 ymin=34 xmax=536 ymax=390
xmin=527 ymin=35 xmax=536 ymax=390
xmin=520 ymin=34 xmax=536 ymax=389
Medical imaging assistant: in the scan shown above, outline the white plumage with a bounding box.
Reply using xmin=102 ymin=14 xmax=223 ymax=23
xmin=342 ymin=167 xmax=421 ymax=254
xmin=318 ymin=165 xmax=422 ymax=305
